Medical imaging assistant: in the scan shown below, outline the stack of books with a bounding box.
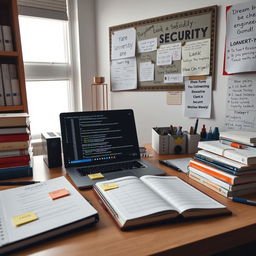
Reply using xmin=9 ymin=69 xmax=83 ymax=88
xmin=0 ymin=113 xmax=32 ymax=179
xmin=188 ymin=139 xmax=256 ymax=197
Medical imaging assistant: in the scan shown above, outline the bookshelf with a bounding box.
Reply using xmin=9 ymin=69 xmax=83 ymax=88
xmin=0 ymin=0 xmax=28 ymax=113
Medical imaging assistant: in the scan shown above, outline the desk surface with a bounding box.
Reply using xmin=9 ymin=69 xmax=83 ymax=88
xmin=4 ymin=146 xmax=256 ymax=256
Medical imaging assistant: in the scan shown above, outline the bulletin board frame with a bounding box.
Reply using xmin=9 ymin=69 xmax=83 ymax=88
xmin=109 ymin=5 xmax=218 ymax=91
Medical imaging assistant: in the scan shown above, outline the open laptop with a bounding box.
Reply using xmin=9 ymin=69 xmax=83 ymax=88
xmin=60 ymin=109 xmax=165 ymax=189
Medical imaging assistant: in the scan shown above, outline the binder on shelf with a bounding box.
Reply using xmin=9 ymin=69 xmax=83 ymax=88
xmin=9 ymin=64 xmax=21 ymax=105
xmin=2 ymin=25 xmax=13 ymax=51
xmin=0 ymin=66 xmax=5 ymax=106
xmin=0 ymin=25 xmax=4 ymax=51
xmin=1 ymin=64 xmax=13 ymax=106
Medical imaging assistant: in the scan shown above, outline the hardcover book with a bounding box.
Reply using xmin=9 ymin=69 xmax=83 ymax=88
xmin=94 ymin=175 xmax=230 ymax=230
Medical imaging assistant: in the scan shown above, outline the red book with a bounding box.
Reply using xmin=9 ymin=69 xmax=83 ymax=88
xmin=0 ymin=133 xmax=29 ymax=142
xmin=0 ymin=155 xmax=30 ymax=165
xmin=0 ymin=161 xmax=30 ymax=169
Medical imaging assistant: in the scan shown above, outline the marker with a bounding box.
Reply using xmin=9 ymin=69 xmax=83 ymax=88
xmin=194 ymin=118 xmax=199 ymax=134
xmin=232 ymin=196 xmax=256 ymax=206
xmin=220 ymin=140 xmax=247 ymax=149
xmin=159 ymin=160 xmax=182 ymax=172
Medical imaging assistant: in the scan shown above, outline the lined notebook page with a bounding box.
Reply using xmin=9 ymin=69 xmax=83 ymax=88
xmin=0 ymin=177 xmax=97 ymax=244
xmin=141 ymin=176 xmax=225 ymax=214
xmin=0 ymin=200 xmax=8 ymax=247
xmin=96 ymin=176 xmax=176 ymax=220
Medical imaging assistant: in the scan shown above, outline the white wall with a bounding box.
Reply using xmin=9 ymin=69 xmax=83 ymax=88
xmin=89 ymin=0 xmax=253 ymax=145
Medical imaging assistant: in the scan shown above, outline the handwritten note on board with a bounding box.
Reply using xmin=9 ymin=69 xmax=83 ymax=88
xmin=111 ymin=57 xmax=137 ymax=91
xmin=111 ymin=28 xmax=136 ymax=60
xmin=182 ymin=38 xmax=211 ymax=76
xmin=225 ymin=2 xmax=256 ymax=74
xmin=139 ymin=62 xmax=154 ymax=82
xmin=225 ymin=77 xmax=256 ymax=130
xmin=137 ymin=38 xmax=157 ymax=53
xmin=160 ymin=42 xmax=181 ymax=61
xmin=184 ymin=77 xmax=212 ymax=118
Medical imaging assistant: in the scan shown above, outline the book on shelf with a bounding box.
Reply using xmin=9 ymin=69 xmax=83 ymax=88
xmin=2 ymin=25 xmax=13 ymax=52
xmin=0 ymin=133 xmax=30 ymax=143
xmin=0 ymin=164 xmax=32 ymax=179
xmin=1 ymin=64 xmax=13 ymax=106
xmin=189 ymin=159 xmax=256 ymax=185
xmin=0 ymin=141 xmax=30 ymax=151
xmin=220 ymin=130 xmax=256 ymax=146
xmin=0 ymin=127 xmax=29 ymax=135
xmin=94 ymin=175 xmax=230 ymax=230
xmin=189 ymin=168 xmax=256 ymax=198
xmin=196 ymin=150 xmax=256 ymax=173
xmin=0 ymin=176 xmax=99 ymax=254
xmin=0 ymin=113 xmax=29 ymax=127
xmin=0 ymin=66 xmax=5 ymax=106
xmin=198 ymin=140 xmax=256 ymax=165
xmin=0 ymin=25 xmax=4 ymax=51
xmin=9 ymin=64 xmax=21 ymax=106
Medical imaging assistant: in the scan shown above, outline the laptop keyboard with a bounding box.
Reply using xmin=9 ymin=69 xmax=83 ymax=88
xmin=77 ymin=161 xmax=145 ymax=176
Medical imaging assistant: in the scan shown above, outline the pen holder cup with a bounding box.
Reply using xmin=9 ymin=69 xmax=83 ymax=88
xmin=152 ymin=127 xmax=170 ymax=155
xmin=168 ymin=134 xmax=187 ymax=154
xmin=186 ymin=133 xmax=200 ymax=154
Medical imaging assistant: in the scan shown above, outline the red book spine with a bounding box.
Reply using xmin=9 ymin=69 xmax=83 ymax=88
xmin=0 ymin=155 xmax=30 ymax=165
xmin=0 ymin=134 xmax=30 ymax=142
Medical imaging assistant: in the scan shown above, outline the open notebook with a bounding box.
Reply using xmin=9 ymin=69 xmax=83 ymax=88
xmin=94 ymin=176 xmax=230 ymax=229
xmin=0 ymin=177 xmax=98 ymax=254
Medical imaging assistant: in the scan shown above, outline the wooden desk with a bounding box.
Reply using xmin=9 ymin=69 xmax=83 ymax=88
xmin=5 ymin=148 xmax=256 ymax=256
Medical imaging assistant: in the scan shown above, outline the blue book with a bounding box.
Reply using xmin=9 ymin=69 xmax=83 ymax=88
xmin=0 ymin=165 xmax=32 ymax=179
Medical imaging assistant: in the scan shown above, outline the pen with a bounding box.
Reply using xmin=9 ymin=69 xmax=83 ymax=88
xmin=220 ymin=140 xmax=247 ymax=149
xmin=159 ymin=160 xmax=182 ymax=172
xmin=194 ymin=118 xmax=199 ymax=134
xmin=0 ymin=181 xmax=40 ymax=186
xmin=232 ymin=196 xmax=256 ymax=206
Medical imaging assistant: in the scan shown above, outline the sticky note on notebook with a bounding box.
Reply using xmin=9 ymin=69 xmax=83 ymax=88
xmin=12 ymin=212 xmax=38 ymax=227
xmin=100 ymin=183 xmax=119 ymax=191
xmin=88 ymin=173 xmax=104 ymax=180
xmin=49 ymin=188 xmax=70 ymax=200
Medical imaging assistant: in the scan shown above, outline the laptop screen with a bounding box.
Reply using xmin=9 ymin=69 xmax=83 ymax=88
xmin=60 ymin=109 xmax=140 ymax=168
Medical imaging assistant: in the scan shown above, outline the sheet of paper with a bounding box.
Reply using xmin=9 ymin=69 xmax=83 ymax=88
xmin=225 ymin=2 xmax=256 ymax=74
xmin=111 ymin=57 xmax=137 ymax=91
xmin=182 ymin=38 xmax=211 ymax=76
xmin=164 ymin=74 xmax=183 ymax=84
xmin=164 ymin=158 xmax=192 ymax=173
xmin=157 ymin=48 xmax=172 ymax=66
xmin=225 ymin=76 xmax=256 ymax=130
xmin=0 ymin=177 xmax=97 ymax=243
xmin=111 ymin=28 xmax=136 ymax=60
xmin=141 ymin=176 xmax=225 ymax=214
xmin=184 ymin=77 xmax=212 ymax=118
xmin=160 ymin=42 xmax=181 ymax=60
xmin=97 ymin=176 xmax=174 ymax=220
xmin=166 ymin=91 xmax=182 ymax=105
xmin=139 ymin=62 xmax=154 ymax=82
xmin=137 ymin=38 xmax=157 ymax=53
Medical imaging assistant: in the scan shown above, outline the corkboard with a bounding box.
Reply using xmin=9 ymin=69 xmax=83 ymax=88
xmin=109 ymin=5 xmax=218 ymax=91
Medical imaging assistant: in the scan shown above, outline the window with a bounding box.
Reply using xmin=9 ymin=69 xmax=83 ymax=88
xmin=19 ymin=15 xmax=73 ymax=138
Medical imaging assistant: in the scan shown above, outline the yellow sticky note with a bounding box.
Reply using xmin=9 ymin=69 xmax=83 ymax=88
xmin=12 ymin=212 xmax=38 ymax=227
xmin=100 ymin=183 xmax=119 ymax=191
xmin=88 ymin=173 xmax=104 ymax=180
xmin=49 ymin=188 xmax=70 ymax=200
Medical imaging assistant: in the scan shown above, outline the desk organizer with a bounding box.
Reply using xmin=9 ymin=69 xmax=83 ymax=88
xmin=152 ymin=127 xmax=187 ymax=155
xmin=152 ymin=127 xmax=199 ymax=155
